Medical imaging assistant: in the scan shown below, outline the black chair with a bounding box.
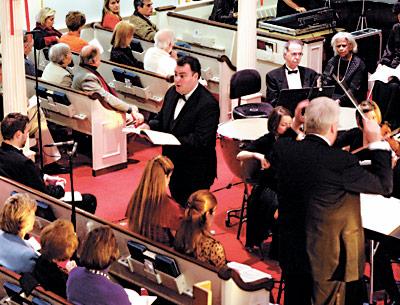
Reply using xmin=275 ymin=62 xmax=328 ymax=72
xmin=225 ymin=69 xmax=273 ymax=240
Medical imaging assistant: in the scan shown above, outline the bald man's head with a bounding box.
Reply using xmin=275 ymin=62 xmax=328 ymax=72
xmin=80 ymin=45 xmax=101 ymax=67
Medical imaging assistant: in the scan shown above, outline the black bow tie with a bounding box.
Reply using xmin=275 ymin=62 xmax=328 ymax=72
xmin=178 ymin=94 xmax=187 ymax=102
xmin=287 ymin=69 xmax=298 ymax=74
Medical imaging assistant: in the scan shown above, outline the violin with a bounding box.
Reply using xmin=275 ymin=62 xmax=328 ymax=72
xmin=381 ymin=122 xmax=400 ymax=156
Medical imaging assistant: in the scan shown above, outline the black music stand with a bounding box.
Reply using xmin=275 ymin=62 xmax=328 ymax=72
xmin=357 ymin=0 xmax=368 ymax=30
xmin=27 ymin=30 xmax=44 ymax=170
xmin=67 ymin=142 xmax=78 ymax=230
xmin=277 ymin=86 xmax=335 ymax=115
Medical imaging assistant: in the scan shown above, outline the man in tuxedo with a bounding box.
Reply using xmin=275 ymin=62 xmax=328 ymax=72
xmin=149 ymin=55 xmax=220 ymax=206
xmin=266 ymin=39 xmax=317 ymax=106
xmin=272 ymin=97 xmax=392 ymax=305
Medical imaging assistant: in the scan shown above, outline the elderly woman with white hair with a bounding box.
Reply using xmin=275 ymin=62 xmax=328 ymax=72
xmin=41 ymin=43 xmax=73 ymax=87
xmin=32 ymin=7 xmax=62 ymax=50
xmin=322 ymin=32 xmax=368 ymax=107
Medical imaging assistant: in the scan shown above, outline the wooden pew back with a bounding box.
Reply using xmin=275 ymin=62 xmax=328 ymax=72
xmin=0 ymin=267 xmax=72 ymax=305
xmin=25 ymin=76 xmax=127 ymax=176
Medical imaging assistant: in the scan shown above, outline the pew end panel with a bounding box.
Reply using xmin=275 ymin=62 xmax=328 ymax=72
xmin=88 ymin=92 xmax=128 ymax=176
xmin=25 ymin=77 xmax=128 ymax=176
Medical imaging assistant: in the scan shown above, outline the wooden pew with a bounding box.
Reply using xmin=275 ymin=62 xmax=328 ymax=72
xmin=0 ymin=176 xmax=274 ymax=305
xmin=25 ymin=76 xmax=127 ymax=176
xmin=79 ymin=25 xmax=237 ymax=121
xmin=0 ymin=267 xmax=72 ymax=305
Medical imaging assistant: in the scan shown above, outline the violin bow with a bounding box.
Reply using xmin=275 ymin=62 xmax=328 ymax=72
xmin=332 ymin=75 xmax=368 ymax=120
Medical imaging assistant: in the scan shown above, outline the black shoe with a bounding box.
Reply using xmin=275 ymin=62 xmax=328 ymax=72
xmin=43 ymin=163 xmax=69 ymax=175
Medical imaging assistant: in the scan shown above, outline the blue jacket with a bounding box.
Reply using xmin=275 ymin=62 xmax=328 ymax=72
xmin=0 ymin=230 xmax=38 ymax=273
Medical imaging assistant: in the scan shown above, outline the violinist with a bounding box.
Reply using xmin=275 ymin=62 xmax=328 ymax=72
xmin=334 ymin=100 xmax=400 ymax=158
xmin=334 ymin=100 xmax=382 ymax=160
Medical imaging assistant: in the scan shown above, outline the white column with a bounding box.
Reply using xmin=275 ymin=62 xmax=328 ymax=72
xmin=1 ymin=0 xmax=28 ymax=115
xmin=236 ymin=0 xmax=258 ymax=70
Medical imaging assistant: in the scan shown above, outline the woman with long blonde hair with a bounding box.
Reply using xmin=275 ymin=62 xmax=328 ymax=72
xmin=174 ymin=190 xmax=226 ymax=268
xmin=126 ymin=155 xmax=183 ymax=245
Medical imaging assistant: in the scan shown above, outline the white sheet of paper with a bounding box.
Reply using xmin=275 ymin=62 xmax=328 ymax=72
xmin=361 ymin=193 xmax=400 ymax=237
xmin=125 ymin=289 xmax=157 ymax=305
xmin=122 ymin=127 xmax=181 ymax=145
xmin=61 ymin=191 xmax=83 ymax=202
xmin=227 ymin=262 xmax=272 ymax=283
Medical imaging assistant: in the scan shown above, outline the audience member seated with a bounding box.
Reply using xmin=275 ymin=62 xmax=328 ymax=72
xmin=144 ymin=29 xmax=177 ymax=77
xmin=41 ymin=43 xmax=73 ymax=87
xmin=372 ymin=2 xmax=400 ymax=129
xmin=237 ymin=106 xmax=294 ymax=256
xmin=33 ymin=219 xmax=78 ymax=298
xmin=322 ymin=32 xmax=368 ymax=107
xmin=0 ymin=57 xmax=64 ymax=172
xmin=209 ymin=0 xmax=238 ymax=25
xmin=174 ymin=190 xmax=226 ymax=268
xmin=73 ymin=45 xmax=144 ymax=125
xmin=126 ymin=155 xmax=184 ymax=246
xmin=0 ymin=193 xmax=38 ymax=273
xmin=59 ymin=11 xmax=88 ymax=53
xmin=129 ymin=0 xmax=158 ymax=42
xmin=24 ymin=32 xmax=36 ymax=77
xmin=33 ymin=7 xmax=62 ymax=50
xmin=66 ymin=226 xmax=131 ymax=305
xmin=110 ymin=21 xmax=144 ymax=69
xmin=102 ymin=0 xmax=122 ymax=30
xmin=0 ymin=113 xmax=97 ymax=214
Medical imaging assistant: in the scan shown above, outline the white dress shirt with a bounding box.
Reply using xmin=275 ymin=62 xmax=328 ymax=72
xmin=173 ymin=84 xmax=198 ymax=120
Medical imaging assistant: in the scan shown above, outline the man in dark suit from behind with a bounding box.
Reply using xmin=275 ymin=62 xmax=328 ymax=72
xmin=266 ymin=39 xmax=317 ymax=106
xmin=149 ymin=55 xmax=220 ymax=206
xmin=272 ymin=97 xmax=393 ymax=305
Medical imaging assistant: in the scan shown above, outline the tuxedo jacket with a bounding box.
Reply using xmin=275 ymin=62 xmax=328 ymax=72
xmin=265 ymin=65 xmax=318 ymax=106
xmin=272 ymin=134 xmax=392 ymax=281
xmin=149 ymin=84 xmax=220 ymax=191
xmin=0 ymin=142 xmax=64 ymax=198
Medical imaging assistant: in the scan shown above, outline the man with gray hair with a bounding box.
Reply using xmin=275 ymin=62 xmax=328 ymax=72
xmin=266 ymin=39 xmax=317 ymax=106
xmin=73 ymin=45 xmax=143 ymax=124
xmin=143 ymin=29 xmax=177 ymax=76
xmin=272 ymin=97 xmax=392 ymax=305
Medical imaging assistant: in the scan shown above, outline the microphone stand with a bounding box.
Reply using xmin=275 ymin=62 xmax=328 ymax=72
xmin=28 ymin=30 xmax=44 ymax=170
xmin=67 ymin=142 xmax=78 ymax=231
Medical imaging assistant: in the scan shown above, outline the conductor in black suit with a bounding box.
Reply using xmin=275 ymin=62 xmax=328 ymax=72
xmin=149 ymin=56 xmax=220 ymax=206
xmin=266 ymin=39 xmax=318 ymax=106
xmin=272 ymin=98 xmax=393 ymax=305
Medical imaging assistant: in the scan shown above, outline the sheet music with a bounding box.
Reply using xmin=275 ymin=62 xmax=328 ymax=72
xmin=227 ymin=262 xmax=272 ymax=283
xmin=122 ymin=127 xmax=181 ymax=145
xmin=361 ymin=193 xmax=400 ymax=238
xmin=369 ymin=65 xmax=400 ymax=83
